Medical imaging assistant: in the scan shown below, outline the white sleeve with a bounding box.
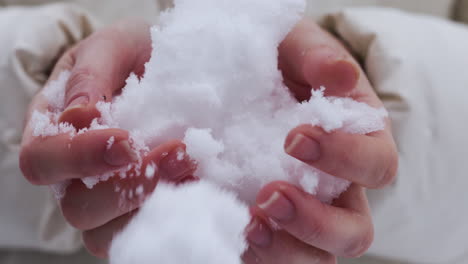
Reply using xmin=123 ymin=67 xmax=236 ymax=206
xmin=323 ymin=8 xmax=468 ymax=264
xmin=0 ymin=3 xmax=97 ymax=253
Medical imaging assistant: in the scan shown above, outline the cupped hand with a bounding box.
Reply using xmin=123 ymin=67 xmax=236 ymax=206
xmin=244 ymin=19 xmax=398 ymax=263
xmin=19 ymin=19 xmax=197 ymax=258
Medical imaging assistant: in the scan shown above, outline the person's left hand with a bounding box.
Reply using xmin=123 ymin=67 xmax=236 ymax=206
xmin=19 ymin=19 xmax=197 ymax=258
xmin=243 ymin=19 xmax=398 ymax=264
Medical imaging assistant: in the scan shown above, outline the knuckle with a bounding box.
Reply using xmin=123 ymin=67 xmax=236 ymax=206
xmin=342 ymin=150 xmax=354 ymax=165
xmin=19 ymin=146 xmax=42 ymax=185
xmin=297 ymin=218 xmax=326 ymax=246
xmin=343 ymin=224 xmax=374 ymax=258
xmin=321 ymin=254 xmax=337 ymax=264
xmin=60 ymin=195 xmax=92 ymax=230
xmin=67 ymin=68 xmax=95 ymax=93
xmin=333 ymin=145 xmax=363 ymax=177
xmin=54 ymin=49 xmax=75 ymax=73
xmin=374 ymin=145 xmax=399 ymax=189
xmin=334 ymin=139 xmax=356 ymax=166
xmin=68 ymin=139 xmax=98 ymax=176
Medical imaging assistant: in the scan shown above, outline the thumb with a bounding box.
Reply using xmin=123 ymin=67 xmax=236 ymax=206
xmin=279 ymin=19 xmax=360 ymax=101
xmin=58 ymin=20 xmax=151 ymax=129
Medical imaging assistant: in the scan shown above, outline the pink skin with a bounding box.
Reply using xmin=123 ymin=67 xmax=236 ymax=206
xmin=19 ymin=18 xmax=398 ymax=262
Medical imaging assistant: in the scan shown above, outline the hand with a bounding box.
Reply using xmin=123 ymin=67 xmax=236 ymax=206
xmin=19 ymin=19 xmax=197 ymax=258
xmin=244 ymin=19 xmax=398 ymax=263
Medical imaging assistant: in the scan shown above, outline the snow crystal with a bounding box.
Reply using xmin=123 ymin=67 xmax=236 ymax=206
xmin=81 ymin=177 xmax=100 ymax=189
xmin=135 ymin=185 xmax=144 ymax=196
xmin=31 ymin=111 xmax=75 ymax=138
xmin=82 ymin=171 xmax=114 ymax=189
xmin=299 ymin=170 xmax=320 ymax=195
xmin=32 ymin=71 xmax=75 ymax=138
xmin=42 ymin=71 xmax=70 ymax=111
xmin=176 ymin=149 xmax=185 ymax=161
xmin=145 ymin=162 xmax=157 ymax=179
xmin=107 ymin=136 xmax=115 ymax=150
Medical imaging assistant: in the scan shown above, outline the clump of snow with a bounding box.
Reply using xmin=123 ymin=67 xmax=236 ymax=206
xmin=31 ymin=0 xmax=389 ymax=262
xmin=110 ymin=181 xmax=250 ymax=264
xmin=91 ymin=0 xmax=386 ymax=204
xmin=32 ymin=71 xmax=75 ymax=138
xmin=145 ymin=162 xmax=157 ymax=179
xmin=135 ymin=185 xmax=144 ymax=196
xmin=176 ymin=149 xmax=185 ymax=161
xmin=31 ymin=111 xmax=75 ymax=138
xmin=104 ymin=0 xmax=386 ymax=261
xmin=81 ymin=172 xmax=114 ymax=189
xmin=106 ymin=136 xmax=115 ymax=150
xmin=42 ymin=71 xmax=70 ymax=111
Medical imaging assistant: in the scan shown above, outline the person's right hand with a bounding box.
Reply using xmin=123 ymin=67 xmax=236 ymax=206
xmin=243 ymin=19 xmax=398 ymax=264
xmin=19 ymin=19 xmax=197 ymax=258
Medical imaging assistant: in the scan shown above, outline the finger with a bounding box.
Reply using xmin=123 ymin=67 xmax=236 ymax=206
xmin=244 ymin=219 xmax=336 ymax=264
xmin=83 ymin=210 xmax=137 ymax=258
xmin=284 ymin=124 xmax=398 ymax=188
xmin=280 ymin=19 xmax=398 ymax=188
xmin=59 ymin=20 xmax=151 ymax=129
xmin=20 ymin=129 xmax=137 ymax=185
xmin=279 ymin=19 xmax=379 ymax=105
xmin=60 ymin=140 xmax=197 ymax=230
xmin=253 ymin=182 xmax=374 ymax=258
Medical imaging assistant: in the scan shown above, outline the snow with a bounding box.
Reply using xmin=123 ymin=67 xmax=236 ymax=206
xmin=107 ymin=136 xmax=115 ymax=150
xmin=31 ymin=110 xmax=75 ymax=138
xmin=49 ymin=181 xmax=70 ymax=200
xmin=144 ymin=162 xmax=157 ymax=179
xmin=42 ymin=71 xmax=70 ymax=111
xmin=110 ymin=181 xmax=250 ymax=264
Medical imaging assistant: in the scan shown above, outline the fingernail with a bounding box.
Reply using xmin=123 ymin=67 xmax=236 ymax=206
xmin=104 ymin=140 xmax=138 ymax=167
xmin=329 ymin=59 xmax=360 ymax=90
xmin=159 ymin=147 xmax=197 ymax=182
xmin=285 ymin=133 xmax=321 ymax=162
xmin=246 ymin=218 xmax=273 ymax=248
xmin=66 ymin=94 xmax=89 ymax=109
xmin=258 ymin=191 xmax=295 ymax=223
xmin=333 ymin=59 xmax=360 ymax=80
